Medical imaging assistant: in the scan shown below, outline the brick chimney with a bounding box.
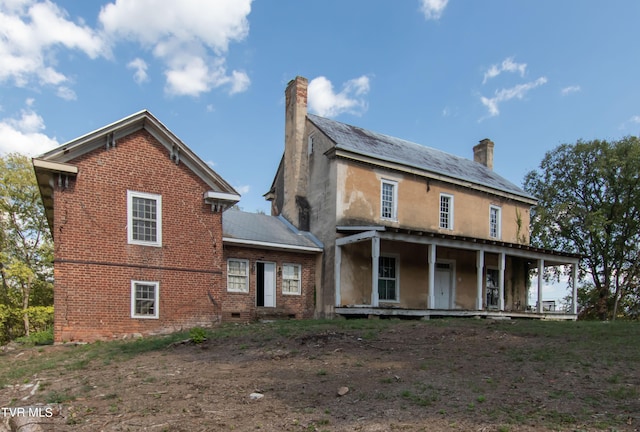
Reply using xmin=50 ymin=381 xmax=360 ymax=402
xmin=282 ymin=76 xmax=310 ymax=229
xmin=473 ymin=138 xmax=494 ymax=170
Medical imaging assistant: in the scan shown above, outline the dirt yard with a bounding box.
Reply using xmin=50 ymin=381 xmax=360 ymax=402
xmin=1 ymin=318 xmax=638 ymax=431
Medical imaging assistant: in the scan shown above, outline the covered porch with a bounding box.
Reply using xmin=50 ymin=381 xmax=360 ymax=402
xmin=333 ymin=226 xmax=581 ymax=321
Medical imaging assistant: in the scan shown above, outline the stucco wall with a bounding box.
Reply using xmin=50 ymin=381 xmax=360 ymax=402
xmin=338 ymin=241 xmax=529 ymax=311
xmin=335 ymin=161 xmax=532 ymax=244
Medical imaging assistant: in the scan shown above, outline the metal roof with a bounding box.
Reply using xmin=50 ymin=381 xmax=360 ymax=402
xmin=307 ymin=114 xmax=536 ymax=202
xmin=223 ymin=209 xmax=323 ymax=252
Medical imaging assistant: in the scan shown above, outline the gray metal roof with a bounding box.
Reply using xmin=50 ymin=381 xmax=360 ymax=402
xmin=223 ymin=209 xmax=323 ymax=252
xmin=307 ymin=114 xmax=535 ymax=202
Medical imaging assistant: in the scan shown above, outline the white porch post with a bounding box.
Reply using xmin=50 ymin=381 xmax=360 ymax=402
xmin=476 ymin=249 xmax=484 ymax=310
xmin=498 ymin=252 xmax=506 ymax=311
xmin=428 ymin=243 xmax=436 ymax=309
xmin=371 ymin=236 xmax=380 ymax=307
xmin=334 ymin=245 xmax=342 ymax=307
xmin=572 ymin=263 xmax=578 ymax=315
xmin=537 ymin=259 xmax=544 ymax=313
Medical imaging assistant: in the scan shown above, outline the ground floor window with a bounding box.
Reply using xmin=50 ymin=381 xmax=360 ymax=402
xmin=131 ymin=280 xmax=159 ymax=319
xmin=282 ymin=264 xmax=301 ymax=295
xmin=227 ymin=259 xmax=249 ymax=292
xmin=378 ymin=256 xmax=398 ymax=301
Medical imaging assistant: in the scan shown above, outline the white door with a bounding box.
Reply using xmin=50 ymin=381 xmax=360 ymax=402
xmin=263 ymin=263 xmax=276 ymax=307
xmin=434 ymin=264 xmax=452 ymax=309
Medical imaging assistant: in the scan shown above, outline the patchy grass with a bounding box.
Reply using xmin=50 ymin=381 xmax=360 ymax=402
xmin=0 ymin=318 xmax=638 ymax=431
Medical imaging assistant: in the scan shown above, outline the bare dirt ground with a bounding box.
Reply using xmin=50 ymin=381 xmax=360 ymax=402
xmin=1 ymin=319 xmax=639 ymax=432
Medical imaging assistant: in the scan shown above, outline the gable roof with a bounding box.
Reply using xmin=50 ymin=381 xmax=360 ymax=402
xmin=307 ymin=114 xmax=536 ymax=203
xmin=223 ymin=209 xmax=323 ymax=253
xmin=33 ymin=110 xmax=240 ymax=233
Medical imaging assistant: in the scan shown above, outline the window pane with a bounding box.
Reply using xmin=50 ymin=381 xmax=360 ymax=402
xmin=440 ymin=196 xmax=450 ymax=229
xmin=381 ymin=182 xmax=395 ymax=219
xmin=283 ymin=264 xmax=301 ymax=294
xmin=132 ymin=197 xmax=158 ymax=242
xmin=135 ymin=283 xmax=156 ymax=316
xmin=378 ymin=257 xmax=397 ymax=301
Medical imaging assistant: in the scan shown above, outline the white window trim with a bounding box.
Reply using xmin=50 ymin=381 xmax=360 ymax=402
xmin=127 ymin=190 xmax=162 ymax=247
xmin=489 ymin=205 xmax=502 ymax=239
xmin=439 ymin=193 xmax=454 ymax=230
xmin=282 ymin=263 xmax=302 ymax=295
xmin=380 ymin=179 xmax=398 ymax=221
xmin=227 ymin=258 xmax=250 ymax=293
xmin=131 ymin=280 xmax=159 ymax=319
xmin=378 ymin=254 xmax=400 ymax=303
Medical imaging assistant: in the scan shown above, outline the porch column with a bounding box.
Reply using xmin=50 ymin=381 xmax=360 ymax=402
xmin=334 ymin=245 xmax=342 ymax=307
xmin=498 ymin=252 xmax=505 ymax=311
xmin=371 ymin=236 xmax=380 ymax=307
xmin=571 ymin=263 xmax=578 ymax=315
xmin=427 ymin=243 xmax=436 ymax=309
xmin=537 ymin=259 xmax=544 ymax=313
xmin=476 ymin=249 xmax=484 ymax=310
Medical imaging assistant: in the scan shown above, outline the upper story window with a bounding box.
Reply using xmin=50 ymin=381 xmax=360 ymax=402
xmin=439 ymin=193 xmax=454 ymax=230
xmin=380 ymin=179 xmax=398 ymax=220
xmin=127 ymin=191 xmax=162 ymax=247
xmin=282 ymin=264 xmax=301 ymax=295
xmin=378 ymin=256 xmax=398 ymax=302
xmin=227 ymin=259 xmax=249 ymax=292
xmin=489 ymin=205 xmax=502 ymax=239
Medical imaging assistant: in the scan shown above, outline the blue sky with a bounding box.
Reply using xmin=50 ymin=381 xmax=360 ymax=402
xmin=2 ymin=0 xmax=639 ymax=218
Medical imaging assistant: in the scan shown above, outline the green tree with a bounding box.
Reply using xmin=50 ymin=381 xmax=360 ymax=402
xmin=0 ymin=153 xmax=53 ymax=341
xmin=523 ymin=137 xmax=640 ymax=320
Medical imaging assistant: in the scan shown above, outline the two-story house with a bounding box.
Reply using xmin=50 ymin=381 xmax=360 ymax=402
xmin=266 ymin=76 xmax=580 ymax=319
xmin=34 ymin=110 xmax=321 ymax=342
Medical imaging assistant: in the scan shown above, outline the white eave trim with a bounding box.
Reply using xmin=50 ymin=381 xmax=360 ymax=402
xmin=32 ymin=159 xmax=78 ymax=174
xmin=204 ymin=191 xmax=241 ymax=202
xmin=223 ymin=237 xmax=323 ymax=253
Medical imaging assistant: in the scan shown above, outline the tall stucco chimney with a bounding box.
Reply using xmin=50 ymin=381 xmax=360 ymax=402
xmin=282 ymin=76 xmax=310 ymax=229
xmin=473 ymin=138 xmax=494 ymax=171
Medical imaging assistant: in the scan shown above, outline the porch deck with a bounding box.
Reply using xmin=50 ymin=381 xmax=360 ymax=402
xmin=335 ymin=306 xmax=578 ymax=321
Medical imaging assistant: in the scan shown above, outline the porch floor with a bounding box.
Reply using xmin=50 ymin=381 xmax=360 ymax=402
xmin=335 ymin=306 xmax=577 ymax=321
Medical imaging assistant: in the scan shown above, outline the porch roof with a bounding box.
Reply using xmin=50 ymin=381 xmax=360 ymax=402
xmin=336 ymin=224 xmax=582 ymax=266
xmin=223 ymin=209 xmax=323 ymax=253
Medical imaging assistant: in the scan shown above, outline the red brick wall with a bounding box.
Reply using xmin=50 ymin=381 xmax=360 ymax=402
xmin=52 ymin=129 xmax=225 ymax=342
xmin=222 ymin=245 xmax=317 ymax=321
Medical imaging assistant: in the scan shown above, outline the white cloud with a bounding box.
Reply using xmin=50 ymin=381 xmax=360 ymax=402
xmin=480 ymin=77 xmax=548 ymax=117
xmin=99 ymin=0 xmax=253 ymax=97
xmin=234 ymin=185 xmax=250 ymax=195
xmin=561 ymin=85 xmax=581 ymax=96
xmin=0 ymin=0 xmax=108 ymax=93
xmin=483 ymin=57 xmax=527 ymax=84
xmin=308 ymin=75 xmax=370 ymax=118
xmin=127 ymin=58 xmax=149 ymax=84
xmin=419 ymin=0 xmax=449 ymax=20
xmin=56 ymin=86 xmax=77 ymax=100
xmin=0 ymin=108 xmax=59 ymax=156
xmin=630 ymin=116 xmax=640 ymax=124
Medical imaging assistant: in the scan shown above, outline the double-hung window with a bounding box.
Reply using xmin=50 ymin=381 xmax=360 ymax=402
xmin=378 ymin=256 xmax=398 ymax=301
xmin=380 ymin=179 xmax=398 ymax=220
xmin=282 ymin=264 xmax=301 ymax=295
xmin=489 ymin=205 xmax=501 ymax=239
xmin=227 ymin=259 xmax=249 ymax=292
xmin=439 ymin=194 xmax=453 ymax=230
xmin=131 ymin=280 xmax=159 ymax=319
xmin=127 ymin=191 xmax=162 ymax=246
